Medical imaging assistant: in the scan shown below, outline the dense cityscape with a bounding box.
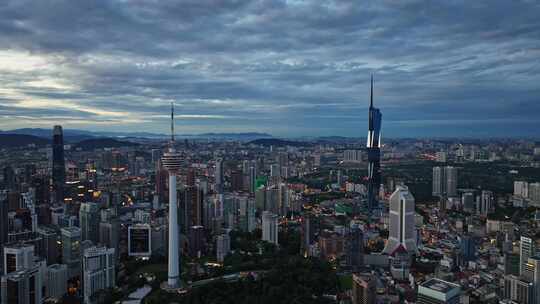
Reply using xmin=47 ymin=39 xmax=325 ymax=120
xmin=1 ymin=1 xmax=540 ymax=304
xmin=1 ymin=85 xmax=540 ymax=304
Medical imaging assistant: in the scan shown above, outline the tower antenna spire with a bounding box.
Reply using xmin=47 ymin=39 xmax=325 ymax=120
xmin=170 ymin=102 xmax=175 ymax=144
xmin=370 ymin=74 xmax=374 ymax=108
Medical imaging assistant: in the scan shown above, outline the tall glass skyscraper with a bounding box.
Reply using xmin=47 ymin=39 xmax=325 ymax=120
xmin=52 ymin=125 xmax=65 ymax=203
xmin=366 ymin=76 xmax=382 ymax=212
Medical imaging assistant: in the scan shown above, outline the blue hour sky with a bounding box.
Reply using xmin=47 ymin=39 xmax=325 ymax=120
xmin=0 ymin=1 xmax=539 ymax=137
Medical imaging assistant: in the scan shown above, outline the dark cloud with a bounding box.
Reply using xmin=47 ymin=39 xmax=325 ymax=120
xmin=0 ymin=0 xmax=539 ymax=137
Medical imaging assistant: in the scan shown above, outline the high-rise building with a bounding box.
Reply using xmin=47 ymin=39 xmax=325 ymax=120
xmin=366 ymin=76 xmax=382 ymax=212
xmin=99 ymin=218 xmax=119 ymax=260
xmin=529 ymin=183 xmax=540 ymax=203
xmin=61 ymin=226 xmax=81 ymax=279
xmin=216 ymin=233 xmax=230 ymax=263
xmin=0 ymin=191 xmax=8 ymax=274
xmin=521 ymin=235 xmax=535 ymax=279
xmin=515 ymin=181 xmax=529 ymax=198
xmin=82 ymin=246 xmax=115 ymax=304
xmin=52 ymin=125 xmax=65 ymax=204
xmin=383 ymin=185 xmax=417 ymax=255
xmin=46 ymin=264 xmax=67 ymax=300
xmin=461 ymin=192 xmax=475 ymax=212
xmin=248 ymin=166 xmax=256 ymax=194
xmin=2 ymin=166 xmax=16 ymax=192
xmin=347 ymin=225 xmax=364 ymax=271
xmin=215 ymin=159 xmax=224 ymax=194
xmin=351 ymin=273 xmax=376 ymax=304
xmin=459 ymin=235 xmax=476 ymax=263
xmin=188 ymin=226 xmax=205 ymax=258
xmin=301 ymin=213 xmax=318 ymax=257
xmin=128 ymin=224 xmax=152 ymax=258
xmin=36 ymin=226 xmax=60 ymax=265
xmin=504 ymin=274 xmax=533 ymax=304
xmin=262 ymin=211 xmax=278 ymax=245
xmin=417 ymin=278 xmax=461 ymax=304
xmin=161 ymin=103 xmax=183 ymax=289
xmin=432 ymin=166 xmax=457 ymax=197
xmin=1 ymin=266 xmax=43 ymax=304
xmin=478 ymin=190 xmax=494 ymax=216
xmin=3 ymin=243 xmax=35 ymax=275
xmin=79 ymin=202 xmax=100 ymax=243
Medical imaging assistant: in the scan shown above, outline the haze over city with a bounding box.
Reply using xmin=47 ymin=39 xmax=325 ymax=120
xmin=1 ymin=1 xmax=539 ymax=137
xmin=2 ymin=2 xmax=540 ymax=304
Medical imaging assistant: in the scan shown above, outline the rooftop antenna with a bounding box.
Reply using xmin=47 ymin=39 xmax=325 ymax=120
xmin=170 ymin=102 xmax=175 ymax=144
xmin=370 ymin=74 xmax=374 ymax=108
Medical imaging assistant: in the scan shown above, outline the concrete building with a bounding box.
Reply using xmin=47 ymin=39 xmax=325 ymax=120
xmin=383 ymin=185 xmax=417 ymax=255
xmin=61 ymin=226 xmax=81 ymax=279
xmin=79 ymin=202 xmax=100 ymax=243
xmin=1 ymin=266 xmax=43 ymax=304
xmin=432 ymin=166 xmax=457 ymax=197
xmin=46 ymin=264 xmax=67 ymax=300
xmin=417 ymin=278 xmax=461 ymax=304
xmin=216 ymin=233 xmax=231 ymax=263
xmin=3 ymin=243 xmax=34 ymax=275
xmin=262 ymin=211 xmax=278 ymax=245
xmin=82 ymin=246 xmax=115 ymax=304
xmin=128 ymin=224 xmax=152 ymax=258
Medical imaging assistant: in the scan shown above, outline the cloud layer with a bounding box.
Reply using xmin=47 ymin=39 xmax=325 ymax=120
xmin=0 ymin=0 xmax=539 ymax=137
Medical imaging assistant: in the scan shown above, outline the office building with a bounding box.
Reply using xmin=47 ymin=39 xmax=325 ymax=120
xmin=432 ymin=166 xmax=457 ymax=197
xmin=0 ymin=266 xmax=43 ymax=304
xmin=344 ymin=150 xmax=363 ymax=163
xmin=161 ymin=103 xmax=182 ymax=289
xmin=521 ymin=235 xmax=535 ymax=279
xmin=79 ymin=202 xmax=100 ymax=243
xmin=383 ymin=185 xmax=417 ymax=255
xmin=3 ymin=243 xmax=35 ymax=275
xmin=82 ymin=246 xmax=115 ymax=304
xmin=459 ymin=235 xmax=476 ymax=263
xmin=188 ymin=225 xmax=205 ymax=258
xmin=366 ymin=76 xmax=382 ymax=212
xmin=417 ymin=278 xmax=461 ymax=304
xmin=61 ymin=226 xmax=81 ymax=279
xmin=262 ymin=211 xmax=278 ymax=245
xmin=347 ymin=225 xmax=364 ymax=271
xmin=504 ymin=274 xmax=533 ymax=304
xmin=215 ymin=159 xmax=224 ymax=194
xmin=352 ymin=273 xmax=376 ymax=304
xmin=46 ymin=264 xmax=67 ymax=300
xmin=52 ymin=125 xmax=65 ymax=204
xmin=0 ymin=191 xmax=8 ymax=274
xmin=36 ymin=226 xmax=59 ymax=265
xmin=216 ymin=233 xmax=230 ymax=263
xmin=515 ymin=181 xmax=529 ymax=198
xmin=479 ymin=190 xmax=494 ymax=216
xmin=128 ymin=224 xmax=152 ymax=257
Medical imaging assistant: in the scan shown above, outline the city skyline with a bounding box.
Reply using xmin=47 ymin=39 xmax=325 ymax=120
xmin=0 ymin=1 xmax=539 ymax=137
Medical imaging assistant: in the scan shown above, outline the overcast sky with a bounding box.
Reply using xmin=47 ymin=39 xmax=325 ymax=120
xmin=0 ymin=0 xmax=539 ymax=137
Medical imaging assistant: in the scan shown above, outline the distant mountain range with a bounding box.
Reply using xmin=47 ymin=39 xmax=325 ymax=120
xmin=0 ymin=134 xmax=50 ymax=149
xmin=248 ymin=138 xmax=309 ymax=147
xmin=0 ymin=128 xmax=272 ymax=141
xmin=74 ymin=138 xmax=140 ymax=151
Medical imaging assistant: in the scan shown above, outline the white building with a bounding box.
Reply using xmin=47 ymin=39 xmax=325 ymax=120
xmin=262 ymin=211 xmax=279 ymax=245
xmin=514 ymin=181 xmax=529 ymax=198
xmin=383 ymin=185 xmax=418 ymax=255
xmin=83 ymin=246 xmax=115 ymax=304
